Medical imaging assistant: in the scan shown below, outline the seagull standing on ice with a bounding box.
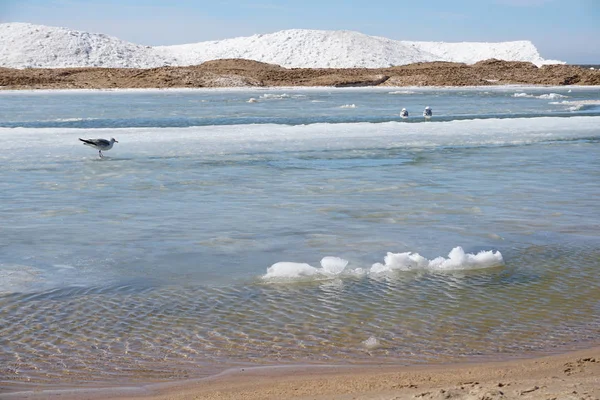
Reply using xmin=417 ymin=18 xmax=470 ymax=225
xmin=79 ymin=137 xmax=118 ymax=158
xmin=400 ymin=108 xmax=409 ymax=118
xmin=423 ymin=106 xmax=432 ymax=118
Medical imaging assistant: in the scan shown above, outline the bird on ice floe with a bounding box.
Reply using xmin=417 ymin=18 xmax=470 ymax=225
xmin=400 ymin=108 xmax=409 ymax=118
xmin=79 ymin=137 xmax=118 ymax=158
xmin=423 ymin=106 xmax=432 ymax=118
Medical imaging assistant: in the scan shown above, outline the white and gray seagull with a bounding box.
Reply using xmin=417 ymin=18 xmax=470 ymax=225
xmin=79 ymin=137 xmax=118 ymax=158
xmin=423 ymin=106 xmax=433 ymax=118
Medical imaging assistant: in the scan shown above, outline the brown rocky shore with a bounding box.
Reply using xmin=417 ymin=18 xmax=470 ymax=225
xmin=1 ymin=59 xmax=599 ymax=90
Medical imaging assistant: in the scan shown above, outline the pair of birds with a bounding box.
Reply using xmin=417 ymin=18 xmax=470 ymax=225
xmin=400 ymin=106 xmax=432 ymax=118
xmin=79 ymin=137 xmax=118 ymax=157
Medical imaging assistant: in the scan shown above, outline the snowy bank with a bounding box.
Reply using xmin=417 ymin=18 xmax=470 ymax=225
xmin=0 ymin=23 xmax=565 ymax=69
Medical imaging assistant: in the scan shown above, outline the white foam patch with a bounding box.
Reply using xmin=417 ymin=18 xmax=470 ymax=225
xmin=371 ymin=247 xmax=503 ymax=273
xmin=340 ymin=104 xmax=357 ymax=108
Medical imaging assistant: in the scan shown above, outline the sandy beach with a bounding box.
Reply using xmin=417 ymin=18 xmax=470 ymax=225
xmin=2 ymin=347 xmax=598 ymax=400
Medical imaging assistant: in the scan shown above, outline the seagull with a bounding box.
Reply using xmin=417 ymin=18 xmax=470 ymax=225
xmin=423 ymin=106 xmax=432 ymax=118
xmin=400 ymin=108 xmax=409 ymax=118
xmin=79 ymin=137 xmax=118 ymax=158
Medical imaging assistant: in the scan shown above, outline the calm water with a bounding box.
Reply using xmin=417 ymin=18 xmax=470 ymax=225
xmin=1 ymin=86 xmax=600 ymax=389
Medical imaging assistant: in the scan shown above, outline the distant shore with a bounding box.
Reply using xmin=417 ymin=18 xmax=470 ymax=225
xmin=3 ymin=346 xmax=599 ymax=400
xmin=1 ymin=59 xmax=599 ymax=90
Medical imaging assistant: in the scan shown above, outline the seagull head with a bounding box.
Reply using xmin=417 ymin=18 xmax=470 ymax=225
xmin=111 ymin=138 xmax=119 ymax=143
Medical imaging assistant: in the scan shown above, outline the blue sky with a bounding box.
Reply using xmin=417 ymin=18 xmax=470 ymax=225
xmin=1 ymin=0 xmax=599 ymax=63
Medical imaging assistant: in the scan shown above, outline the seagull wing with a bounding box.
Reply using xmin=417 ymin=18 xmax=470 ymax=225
xmin=79 ymin=138 xmax=110 ymax=147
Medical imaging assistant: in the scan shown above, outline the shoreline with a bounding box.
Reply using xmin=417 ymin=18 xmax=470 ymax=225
xmin=2 ymin=346 xmax=599 ymax=400
xmin=1 ymin=84 xmax=600 ymax=94
xmin=1 ymin=59 xmax=599 ymax=90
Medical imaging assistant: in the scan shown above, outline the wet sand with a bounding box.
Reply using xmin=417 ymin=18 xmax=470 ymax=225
xmin=3 ymin=347 xmax=598 ymax=400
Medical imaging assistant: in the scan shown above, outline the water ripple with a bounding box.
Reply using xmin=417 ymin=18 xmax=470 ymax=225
xmin=1 ymin=244 xmax=599 ymax=386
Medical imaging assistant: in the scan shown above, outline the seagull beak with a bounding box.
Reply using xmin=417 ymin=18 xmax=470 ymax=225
xmin=115 ymin=140 xmax=119 ymax=143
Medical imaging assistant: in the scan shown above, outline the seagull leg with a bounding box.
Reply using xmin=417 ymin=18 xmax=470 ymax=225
xmin=99 ymin=150 xmax=103 ymax=158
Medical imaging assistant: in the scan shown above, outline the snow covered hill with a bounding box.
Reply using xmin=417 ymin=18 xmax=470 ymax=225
xmin=0 ymin=23 xmax=564 ymax=69
xmin=155 ymin=30 xmax=441 ymax=69
xmin=0 ymin=23 xmax=175 ymax=68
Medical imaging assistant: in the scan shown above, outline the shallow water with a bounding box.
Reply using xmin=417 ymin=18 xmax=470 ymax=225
xmin=1 ymin=86 xmax=599 ymax=388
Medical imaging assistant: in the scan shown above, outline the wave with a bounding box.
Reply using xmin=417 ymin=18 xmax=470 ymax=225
xmin=512 ymin=92 xmax=568 ymax=99
xmin=262 ymin=247 xmax=504 ymax=282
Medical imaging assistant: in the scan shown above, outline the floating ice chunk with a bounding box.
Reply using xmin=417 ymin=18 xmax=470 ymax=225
xmin=371 ymin=251 xmax=430 ymax=273
xmin=263 ymin=257 xmax=349 ymax=280
xmin=428 ymin=246 xmax=503 ymax=270
xmin=320 ymin=256 xmax=348 ymax=275
xmin=512 ymin=92 xmax=534 ymax=98
xmin=349 ymin=267 xmax=367 ymax=276
xmin=389 ymin=90 xmax=416 ymax=95
xmin=514 ymin=92 xmax=567 ymax=100
xmin=370 ymin=246 xmax=503 ymax=274
xmin=263 ymin=262 xmax=319 ymax=279
xmin=538 ymin=93 xmax=567 ymax=99
xmin=362 ymin=336 xmax=379 ymax=349
xmin=260 ymin=93 xmax=290 ymax=99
